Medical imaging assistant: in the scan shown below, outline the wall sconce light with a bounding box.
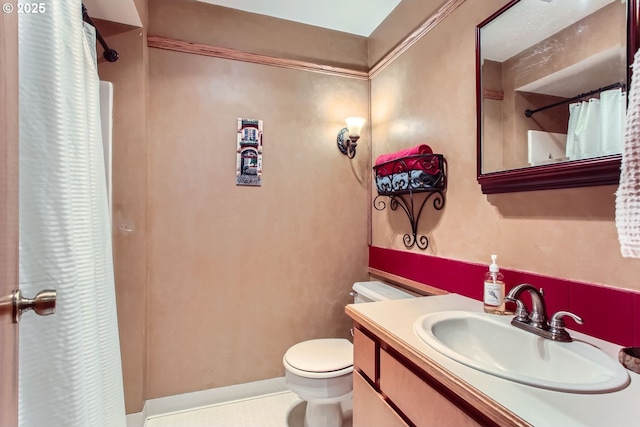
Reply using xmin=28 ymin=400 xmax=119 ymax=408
xmin=337 ymin=116 xmax=365 ymax=159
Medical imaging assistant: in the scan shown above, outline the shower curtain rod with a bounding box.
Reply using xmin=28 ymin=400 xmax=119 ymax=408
xmin=82 ymin=4 xmax=119 ymax=62
xmin=524 ymin=82 xmax=625 ymax=118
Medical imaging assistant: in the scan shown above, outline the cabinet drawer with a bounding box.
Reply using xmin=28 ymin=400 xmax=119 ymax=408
xmin=353 ymin=371 xmax=409 ymax=427
xmin=379 ymin=349 xmax=481 ymax=427
xmin=353 ymin=327 xmax=376 ymax=381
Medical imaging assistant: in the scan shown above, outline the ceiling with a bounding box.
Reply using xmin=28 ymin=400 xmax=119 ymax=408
xmin=195 ymin=0 xmax=402 ymax=36
xmin=81 ymin=0 xmax=402 ymax=36
xmin=83 ymin=0 xmax=141 ymax=27
xmin=517 ymin=46 xmax=625 ymax=97
xmin=480 ymin=0 xmax=625 ymax=98
xmin=481 ymin=0 xmax=618 ymax=62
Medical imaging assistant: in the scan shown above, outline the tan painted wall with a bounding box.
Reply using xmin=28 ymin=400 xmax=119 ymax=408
xmin=147 ymin=48 xmax=369 ymax=398
xmin=370 ymin=0 xmax=640 ymax=290
xmin=481 ymin=60 xmax=504 ymax=173
xmin=502 ymin=2 xmax=625 ymax=93
xmin=98 ymin=0 xmax=638 ymax=412
xmin=482 ymin=61 xmax=568 ymax=173
xmin=148 ymin=0 xmax=368 ymax=71
xmin=98 ymin=0 xmax=371 ymax=407
xmin=97 ymin=20 xmax=149 ymax=414
xmin=502 ymin=92 xmax=568 ymax=170
xmin=367 ymin=0 xmax=443 ymax=68
xmin=497 ymin=1 xmax=626 ymax=170
xmin=144 ymin=0 xmax=370 ymax=399
xmin=133 ymin=0 xmax=148 ymax=28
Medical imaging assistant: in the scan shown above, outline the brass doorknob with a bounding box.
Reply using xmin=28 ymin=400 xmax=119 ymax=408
xmin=12 ymin=289 xmax=57 ymax=323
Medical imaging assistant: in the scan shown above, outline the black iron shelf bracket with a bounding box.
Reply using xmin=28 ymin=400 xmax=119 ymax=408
xmin=373 ymin=190 xmax=445 ymax=250
xmin=372 ymin=154 xmax=447 ymax=250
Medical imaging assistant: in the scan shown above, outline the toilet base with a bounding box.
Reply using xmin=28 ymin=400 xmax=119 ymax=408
xmin=304 ymin=397 xmax=349 ymax=427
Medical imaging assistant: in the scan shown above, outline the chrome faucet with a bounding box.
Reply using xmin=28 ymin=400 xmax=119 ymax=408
xmin=505 ymin=283 xmax=548 ymax=328
xmin=505 ymin=283 xmax=583 ymax=342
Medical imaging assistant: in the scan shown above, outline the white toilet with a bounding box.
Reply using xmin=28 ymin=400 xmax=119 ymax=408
xmin=282 ymin=281 xmax=415 ymax=427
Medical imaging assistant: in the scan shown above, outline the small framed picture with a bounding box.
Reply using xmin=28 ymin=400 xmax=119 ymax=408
xmin=236 ymin=118 xmax=263 ymax=186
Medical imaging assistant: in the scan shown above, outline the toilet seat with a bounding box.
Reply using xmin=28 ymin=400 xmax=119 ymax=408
xmin=283 ymin=338 xmax=353 ymax=379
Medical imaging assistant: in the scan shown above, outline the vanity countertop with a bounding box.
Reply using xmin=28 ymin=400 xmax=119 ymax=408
xmin=346 ymin=293 xmax=640 ymax=427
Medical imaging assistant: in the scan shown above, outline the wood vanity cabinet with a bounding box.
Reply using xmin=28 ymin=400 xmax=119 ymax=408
xmin=354 ymin=371 xmax=409 ymax=427
xmin=352 ymin=327 xmax=492 ymax=427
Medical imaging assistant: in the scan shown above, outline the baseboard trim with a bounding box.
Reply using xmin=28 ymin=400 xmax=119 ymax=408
xmin=126 ymin=377 xmax=287 ymax=426
xmin=126 ymin=409 xmax=147 ymax=427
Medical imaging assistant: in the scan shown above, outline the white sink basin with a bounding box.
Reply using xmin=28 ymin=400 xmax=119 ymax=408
xmin=414 ymin=310 xmax=630 ymax=393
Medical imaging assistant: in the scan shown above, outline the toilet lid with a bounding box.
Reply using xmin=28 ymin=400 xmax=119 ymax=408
xmin=284 ymin=339 xmax=353 ymax=373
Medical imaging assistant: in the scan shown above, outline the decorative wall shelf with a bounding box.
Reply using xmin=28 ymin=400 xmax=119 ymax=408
xmin=373 ymin=154 xmax=447 ymax=250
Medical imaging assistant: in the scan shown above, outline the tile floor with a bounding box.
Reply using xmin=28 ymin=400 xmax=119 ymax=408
xmin=145 ymin=391 xmax=353 ymax=427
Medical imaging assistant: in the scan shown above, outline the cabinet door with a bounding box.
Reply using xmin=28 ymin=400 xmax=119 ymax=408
xmin=353 ymin=371 xmax=409 ymax=427
xmin=353 ymin=328 xmax=376 ymax=381
xmin=380 ymin=349 xmax=481 ymax=427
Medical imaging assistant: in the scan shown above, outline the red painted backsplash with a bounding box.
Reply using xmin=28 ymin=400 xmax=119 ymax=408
xmin=369 ymin=246 xmax=640 ymax=346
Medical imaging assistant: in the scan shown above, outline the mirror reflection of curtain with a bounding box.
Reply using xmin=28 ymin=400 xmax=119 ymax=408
xmin=566 ymin=88 xmax=627 ymax=160
xmin=565 ymin=102 xmax=581 ymax=160
xmin=569 ymin=98 xmax=601 ymax=160
xmin=600 ymin=88 xmax=626 ymax=156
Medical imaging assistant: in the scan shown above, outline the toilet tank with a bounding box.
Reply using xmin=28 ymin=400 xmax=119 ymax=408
xmin=352 ymin=281 xmax=415 ymax=303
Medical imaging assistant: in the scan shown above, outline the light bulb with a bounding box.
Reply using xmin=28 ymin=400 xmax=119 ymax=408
xmin=345 ymin=116 xmax=365 ymax=138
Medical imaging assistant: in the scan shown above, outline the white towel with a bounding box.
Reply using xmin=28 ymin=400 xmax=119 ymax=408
xmin=616 ymin=48 xmax=640 ymax=258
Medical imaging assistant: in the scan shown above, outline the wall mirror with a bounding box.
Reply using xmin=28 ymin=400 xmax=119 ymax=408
xmin=476 ymin=0 xmax=638 ymax=194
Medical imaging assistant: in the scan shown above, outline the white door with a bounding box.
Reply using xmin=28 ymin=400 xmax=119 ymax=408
xmin=1 ymin=10 xmax=20 ymax=427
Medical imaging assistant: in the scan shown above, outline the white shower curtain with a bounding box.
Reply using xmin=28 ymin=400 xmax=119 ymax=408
xmin=565 ymin=88 xmax=627 ymax=160
xmin=599 ymin=88 xmax=626 ymax=155
xmin=18 ymin=1 xmax=126 ymax=426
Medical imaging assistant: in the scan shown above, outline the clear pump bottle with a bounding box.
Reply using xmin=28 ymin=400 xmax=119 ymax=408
xmin=483 ymin=254 xmax=506 ymax=314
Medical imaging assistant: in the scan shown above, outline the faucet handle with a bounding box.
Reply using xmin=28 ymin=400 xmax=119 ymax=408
xmin=550 ymin=310 xmax=583 ymax=327
xmin=549 ymin=311 xmax=584 ymax=342
xmin=504 ymin=296 xmax=528 ymax=322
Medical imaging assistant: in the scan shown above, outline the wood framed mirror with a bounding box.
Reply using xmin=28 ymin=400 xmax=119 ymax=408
xmin=476 ymin=0 xmax=639 ymax=194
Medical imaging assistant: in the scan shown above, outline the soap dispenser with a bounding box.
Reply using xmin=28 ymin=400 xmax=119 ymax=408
xmin=483 ymin=254 xmax=506 ymax=314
